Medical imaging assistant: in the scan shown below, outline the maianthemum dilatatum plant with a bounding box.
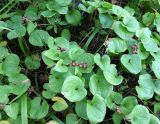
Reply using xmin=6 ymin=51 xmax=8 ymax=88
xmin=1 ymin=0 xmax=160 ymax=124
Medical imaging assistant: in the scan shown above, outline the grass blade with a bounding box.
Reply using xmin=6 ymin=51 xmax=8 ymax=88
xmin=21 ymin=93 xmax=28 ymax=124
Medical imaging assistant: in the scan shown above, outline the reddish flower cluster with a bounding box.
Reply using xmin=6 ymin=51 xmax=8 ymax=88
xmin=22 ymin=16 xmax=29 ymax=23
xmin=69 ymin=61 xmax=88 ymax=69
xmin=132 ymin=44 xmax=138 ymax=54
xmin=115 ymin=107 xmax=122 ymax=114
xmin=28 ymin=86 xmax=34 ymax=95
xmin=0 ymin=104 xmax=5 ymax=110
xmin=57 ymin=47 xmax=66 ymax=52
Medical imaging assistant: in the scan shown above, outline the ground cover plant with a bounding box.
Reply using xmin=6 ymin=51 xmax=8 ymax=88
xmin=1 ymin=0 xmax=160 ymax=124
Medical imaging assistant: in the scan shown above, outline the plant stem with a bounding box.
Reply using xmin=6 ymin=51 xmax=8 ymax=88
xmin=83 ymin=28 xmax=99 ymax=51
xmin=21 ymin=93 xmax=28 ymax=124
xmin=0 ymin=0 xmax=15 ymax=13
xmin=79 ymin=29 xmax=94 ymax=45
xmin=8 ymin=94 xmax=24 ymax=104
xmin=95 ymin=34 xmax=109 ymax=53
xmin=0 ymin=12 xmax=16 ymax=20
xmin=4 ymin=1 xmax=18 ymax=14
xmin=35 ymin=72 xmax=40 ymax=92
xmin=50 ymin=113 xmax=64 ymax=124
xmin=18 ymin=38 xmax=28 ymax=56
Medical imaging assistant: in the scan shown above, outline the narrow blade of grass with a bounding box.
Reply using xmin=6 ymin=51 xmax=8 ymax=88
xmin=50 ymin=113 xmax=64 ymax=124
xmin=18 ymin=38 xmax=28 ymax=56
xmin=21 ymin=93 xmax=28 ymax=124
xmin=83 ymin=28 xmax=99 ymax=51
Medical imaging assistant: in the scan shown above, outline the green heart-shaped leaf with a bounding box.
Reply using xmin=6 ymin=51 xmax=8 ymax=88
xmin=75 ymin=98 xmax=88 ymax=120
xmin=107 ymin=38 xmax=127 ymax=54
xmin=29 ymin=97 xmax=49 ymax=119
xmin=53 ymin=37 xmax=69 ymax=50
xmin=120 ymin=96 xmax=137 ymax=115
xmin=25 ymin=54 xmax=40 ymax=70
xmin=89 ymin=72 xmax=113 ymax=98
xmin=49 ymin=72 xmax=71 ymax=93
xmin=41 ymin=10 xmax=56 ymax=18
xmin=154 ymin=13 xmax=160 ymax=33
xmin=0 ymin=85 xmax=12 ymax=104
xmin=61 ymin=29 xmax=71 ymax=41
xmin=103 ymin=64 xmax=123 ymax=85
xmin=94 ymin=53 xmax=110 ymax=70
xmin=46 ymin=1 xmax=68 ymax=14
xmin=27 ymin=21 xmax=37 ymax=35
xmin=113 ymin=21 xmax=134 ymax=40
xmin=149 ymin=114 xmax=160 ymax=124
xmin=112 ymin=112 xmax=123 ymax=124
xmin=131 ymin=105 xmax=150 ymax=124
xmin=150 ymin=49 xmax=160 ymax=60
xmin=0 ymin=21 xmax=10 ymax=32
xmin=121 ymin=54 xmax=142 ymax=74
xmin=69 ymin=45 xmax=84 ymax=60
xmin=65 ymin=10 xmax=81 ymax=25
xmin=8 ymin=73 xmax=31 ymax=95
xmin=152 ymin=59 xmax=160 ymax=79
xmin=66 ymin=113 xmax=79 ymax=124
xmin=136 ymin=74 xmax=155 ymax=100
xmin=141 ymin=38 xmax=159 ymax=52
xmin=123 ymin=15 xmax=139 ymax=32
xmin=0 ymin=46 xmax=8 ymax=60
xmin=87 ymin=95 xmax=106 ymax=123
xmin=52 ymin=96 xmax=68 ymax=112
xmin=29 ymin=30 xmax=50 ymax=46
xmin=142 ymin=12 xmax=154 ymax=26
xmin=136 ymin=27 xmax=151 ymax=41
xmin=2 ymin=54 xmax=21 ymax=76
xmin=61 ymin=76 xmax=87 ymax=102
xmin=154 ymin=80 xmax=160 ymax=95
xmin=42 ymin=83 xmax=56 ymax=99
xmin=138 ymin=43 xmax=149 ymax=60
xmin=42 ymin=49 xmax=59 ymax=67
xmin=55 ymin=0 xmax=72 ymax=6
xmin=7 ymin=25 xmax=26 ymax=40
xmin=52 ymin=59 xmax=68 ymax=73
xmin=105 ymin=91 xmax=123 ymax=110
xmin=99 ymin=13 xmax=113 ymax=28
xmin=4 ymin=103 xmax=19 ymax=120
xmin=24 ymin=5 xmax=39 ymax=21
xmin=112 ymin=5 xmax=129 ymax=17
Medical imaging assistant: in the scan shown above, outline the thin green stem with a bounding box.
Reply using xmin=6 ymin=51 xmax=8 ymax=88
xmin=35 ymin=72 xmax=40 ymax=92
xmin=4 ymin=1 xmax=18 ymax=15
xmin=8 ymin=94 xmax=24 ymax=104
xmin=22 ymin=37 xmax=31 ymax=55
xmin=50 ymin=113 xmax=64 ymax=124
xmin=33 ymin=90 xmax=45 ymax=101
xmin=95 ymin=36 xmax=108 ymax=53
xmin=0 ymin=0 xmax=15 ymax=13
xmin=95 ymin=30 xmax=111 ymax=53
xmin=21 ymin=93 xmax=28 ymax=124
xmin=0 ymin=12 xmax=16 ymax=20
xmin=39 ymin=119 xmax=46 ymax=124
xmin=18 ymin=38 xmax=28 ymax=56
xmin=83 ymin=28 xmax=99 ymax=51
xmin=79 ymin=29 xmax=94 ymax=45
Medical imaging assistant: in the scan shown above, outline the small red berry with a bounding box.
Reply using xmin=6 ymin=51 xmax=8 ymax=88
xmin=0 ymin=104 xmax=5 ymax=110
xmin=72 ymin=62 xmax=76 ymax=66
xmin=28 ymin=86 xmax=35 ymax=95
xmin=60 ymin=48 xmax=66 ymax=52
xmin=132 ymin=44 xmax=138 ymax=54
xmin=79 ymin=64 xmax=83 ymax=68
xmin=83 ymin=63 xmax=88 ymax=68
xmin=116 ymin=107 xmax=121 ymax=114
